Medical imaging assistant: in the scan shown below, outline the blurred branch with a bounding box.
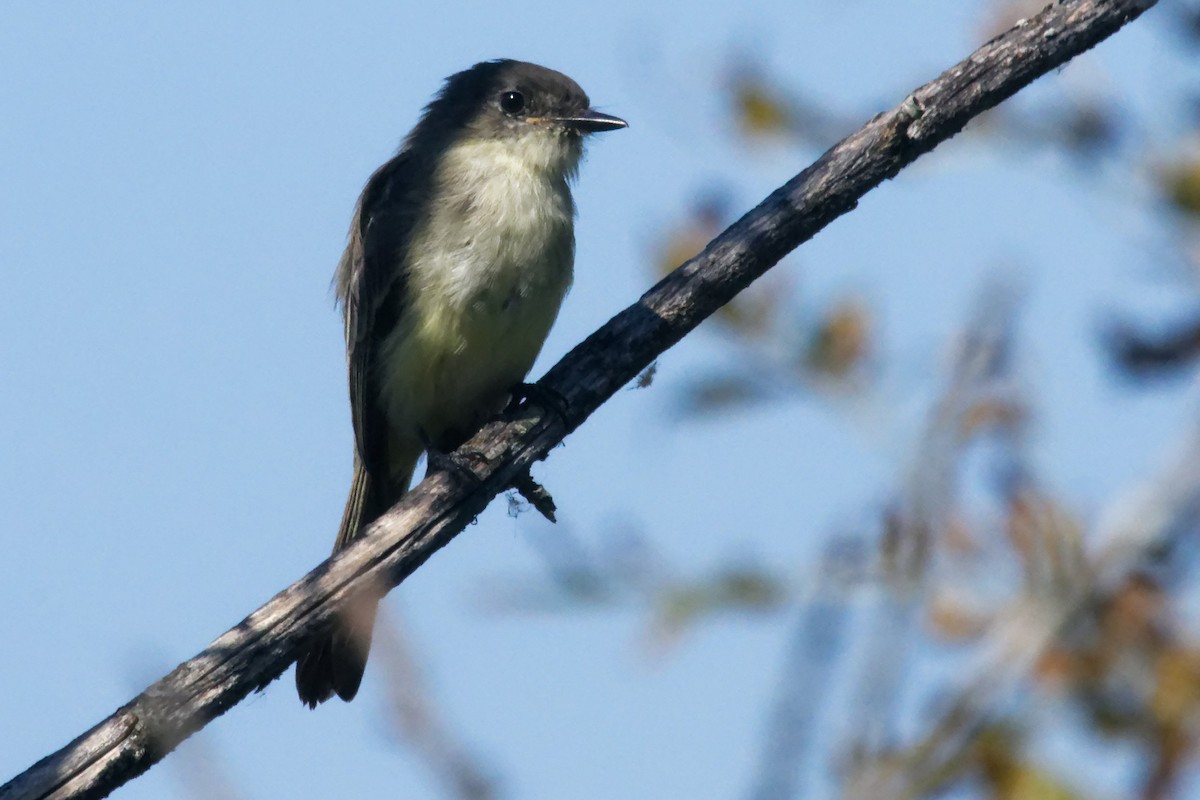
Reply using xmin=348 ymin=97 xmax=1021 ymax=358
xmin=0 ymin=2 xmax=1158 ymax=798
xmin=840 ymin=283 xmax=1024 ymax=759
xmin=747 ymin=538 xmax=865 ymax=800
xmin=374 ymin=614 xmax=499 ymax=800
xmin=1106 ymin=315 xmax=1200 ymax=377
xmin=169 ymin=730 xmax=245 ymax=800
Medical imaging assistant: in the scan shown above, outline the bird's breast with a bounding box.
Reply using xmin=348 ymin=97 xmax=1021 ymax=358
xmin=380 ymin=136 xmax=577 ymax=445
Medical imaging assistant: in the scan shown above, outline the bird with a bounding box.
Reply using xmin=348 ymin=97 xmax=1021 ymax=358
xmin=295 ymin=59 xmax=626 ymax=707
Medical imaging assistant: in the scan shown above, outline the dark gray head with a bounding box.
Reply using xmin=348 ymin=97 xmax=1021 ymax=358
xmin=401 ymin=59 xmax=626 ymax=175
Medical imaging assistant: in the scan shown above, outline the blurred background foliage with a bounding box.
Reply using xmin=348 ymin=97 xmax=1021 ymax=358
xmin=6 ymin=2 xmax=1200 ymax=799
xmin=142 ymin=1 xmax=1200 ymax=797
xmin=383 ymin=2 xmax=1200 ymax=798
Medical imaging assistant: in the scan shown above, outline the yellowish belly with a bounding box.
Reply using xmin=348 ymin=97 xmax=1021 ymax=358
xmin=381 ymin=278 xmax=566 ymax=448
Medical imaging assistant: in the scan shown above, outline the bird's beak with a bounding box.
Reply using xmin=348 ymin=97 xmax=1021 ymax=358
xmin=556 ymin=109 xmax=628 ymax=133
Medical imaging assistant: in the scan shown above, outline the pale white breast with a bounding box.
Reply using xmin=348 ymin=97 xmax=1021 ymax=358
xmin=418 ymin=133 xmax=577 ymax=307
xmin=379 ymin=129 xmax=578 ymax=449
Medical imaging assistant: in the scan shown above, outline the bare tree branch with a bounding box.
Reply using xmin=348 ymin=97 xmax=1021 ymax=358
xmin=0 ymin=2 xmax=1158 ymax=798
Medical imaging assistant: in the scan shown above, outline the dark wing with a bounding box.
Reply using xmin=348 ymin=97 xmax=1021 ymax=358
xmin=335 ymin=151 xmax=419 ymax=481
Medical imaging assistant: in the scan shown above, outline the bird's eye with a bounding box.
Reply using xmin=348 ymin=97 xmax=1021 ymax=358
xmin=499 ymin=90 xmax=526 ymax=114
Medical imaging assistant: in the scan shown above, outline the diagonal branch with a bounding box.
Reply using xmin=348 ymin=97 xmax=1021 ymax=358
xmin=0 ymin=1 xmax=1157 ymax=798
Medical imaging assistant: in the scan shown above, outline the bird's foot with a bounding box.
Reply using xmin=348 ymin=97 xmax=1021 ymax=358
xmin=420 ymin=430 xmax=486 ymax=485
xmin=422 ymin=430 xmax=556 ymax=522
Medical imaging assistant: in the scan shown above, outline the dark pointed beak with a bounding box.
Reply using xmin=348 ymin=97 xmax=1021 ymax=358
xmin=556 ymin=109 xmax=628 ymax=133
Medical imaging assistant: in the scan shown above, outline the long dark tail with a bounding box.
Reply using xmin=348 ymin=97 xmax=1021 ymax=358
xmin=295 ymin=456 xmax=409 ymax=707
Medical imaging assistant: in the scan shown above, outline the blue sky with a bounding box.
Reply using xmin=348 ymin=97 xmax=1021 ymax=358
xmin=0 ymin=2 xmax=1193 ymax=798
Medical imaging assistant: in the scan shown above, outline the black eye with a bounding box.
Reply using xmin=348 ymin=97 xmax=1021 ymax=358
xmin=500 ymin=90 xmax=525 ymax=114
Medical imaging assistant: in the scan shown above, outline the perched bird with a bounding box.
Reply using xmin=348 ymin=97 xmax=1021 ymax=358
xmin=295 ymin=59 xmax=626 ymax=707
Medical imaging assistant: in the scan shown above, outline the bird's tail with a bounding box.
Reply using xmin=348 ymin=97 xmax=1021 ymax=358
xmin=295 ymin=455 xmax=415 ymax=707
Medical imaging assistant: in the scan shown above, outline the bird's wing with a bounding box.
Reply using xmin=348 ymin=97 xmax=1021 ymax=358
xmin=335 ymin=151 xmax=419 ymax=482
